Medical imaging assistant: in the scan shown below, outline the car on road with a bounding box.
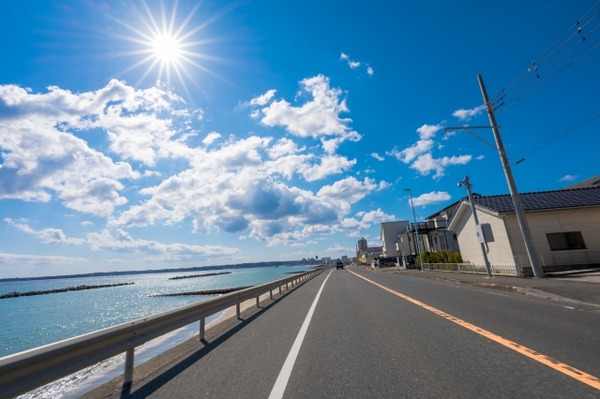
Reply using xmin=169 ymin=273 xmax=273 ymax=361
xmin=336 ymin=261 xmax=344 ymax=269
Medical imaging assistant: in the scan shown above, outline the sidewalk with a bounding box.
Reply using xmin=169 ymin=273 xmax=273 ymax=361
xmin=378 ymin=266 xmax=600 ymax=309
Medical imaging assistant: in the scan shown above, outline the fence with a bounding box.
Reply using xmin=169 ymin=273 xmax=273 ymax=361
xmin=422 ymin=263 xmax=519 ymax=276
xmin=0 ymin=267 xmax=324 ymax=398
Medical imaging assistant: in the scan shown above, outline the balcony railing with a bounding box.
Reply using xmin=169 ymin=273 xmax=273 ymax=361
xmin=406 ymin=219 xmax=448 ymax=232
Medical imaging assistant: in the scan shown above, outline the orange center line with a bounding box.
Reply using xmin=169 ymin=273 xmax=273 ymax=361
xmin=348 ymin=269 xmax=600 ymax=391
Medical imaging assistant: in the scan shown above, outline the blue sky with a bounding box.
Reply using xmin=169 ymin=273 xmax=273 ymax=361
xmin=1 ymin=1 xmax=599 ymax=278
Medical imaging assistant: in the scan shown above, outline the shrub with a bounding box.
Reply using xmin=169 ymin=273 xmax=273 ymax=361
xmin=420 ymin=250 xmax=462 ymax=264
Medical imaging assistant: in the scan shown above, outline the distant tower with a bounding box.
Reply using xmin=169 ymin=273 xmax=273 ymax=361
xmin=358 ymin=237 xmax=368 ymax=252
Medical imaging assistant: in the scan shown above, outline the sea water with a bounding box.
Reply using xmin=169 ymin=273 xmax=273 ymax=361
xmin=0 ymin=265 xmax=314 ymax=398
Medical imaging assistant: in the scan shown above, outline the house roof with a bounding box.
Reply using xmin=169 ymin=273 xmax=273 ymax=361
xmin=424 ymin=195 xmax=473 ymax=221
xmin=473 ymin=186 xmax=600 ymax=214
xmin=563 ymin=174 xmax=600 ymax=189
xmin=447 ymin=186 xmax=600 ymax=232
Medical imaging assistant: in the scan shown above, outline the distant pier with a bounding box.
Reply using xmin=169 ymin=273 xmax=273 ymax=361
xmin=150 ymin=286 xmax=253 ymax=296
xmin=0 ymin=282 xmax=134 ymax=299
xmin=168 ymin=271 xmax=232 ymax=280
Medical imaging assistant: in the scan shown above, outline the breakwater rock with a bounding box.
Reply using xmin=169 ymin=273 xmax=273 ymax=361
xmin=168 ymin=271 xmax=232 ymax=280
xmin=0 ymin=282 xmax=135 ymax=299
xmin=150 ymin=286 xmax=253 ymax=297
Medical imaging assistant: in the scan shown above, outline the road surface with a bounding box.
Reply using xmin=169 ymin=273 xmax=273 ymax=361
xmin=113 ymin=265 xmax=600 ymax=398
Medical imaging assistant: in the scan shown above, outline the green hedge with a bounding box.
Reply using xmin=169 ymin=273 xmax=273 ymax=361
xmin=419 ymin=250 xmax=462 ymax=264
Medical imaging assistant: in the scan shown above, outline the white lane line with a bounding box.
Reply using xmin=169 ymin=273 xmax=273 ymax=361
xmin=268 ymin=269 xmax=334 ymax=399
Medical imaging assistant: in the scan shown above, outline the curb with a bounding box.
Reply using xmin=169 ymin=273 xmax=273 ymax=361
xmin=409 ymin=273 xmax=600 ymax=310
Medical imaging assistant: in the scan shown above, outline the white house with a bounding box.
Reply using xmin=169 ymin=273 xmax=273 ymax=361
xmin=380 ymin=221 xmax=410 ymax=259
xmin=447 ymin=186 xmax=600 ymax=276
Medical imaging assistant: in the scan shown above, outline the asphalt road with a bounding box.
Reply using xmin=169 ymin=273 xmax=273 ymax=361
xmin=128 ymin=265 xmax=600 ymax=398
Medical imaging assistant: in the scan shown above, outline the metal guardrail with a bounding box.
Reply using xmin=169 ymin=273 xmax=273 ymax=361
xmin=0 ymin=267 xmax=324 ymax=398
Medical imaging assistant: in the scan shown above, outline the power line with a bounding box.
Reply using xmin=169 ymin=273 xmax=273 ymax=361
xmin=491 ymin=1 xmax=600 ymax=113
xmin=513 ymin=110 xmax=600 ymax=165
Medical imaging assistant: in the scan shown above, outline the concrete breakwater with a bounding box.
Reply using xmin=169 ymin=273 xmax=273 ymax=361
xmin=0 ymin=282 xmax=135 ymax=299
xmin=150 ymin=286 xmax=253 ymax=297
xmin=168 ymin=271 xmax=232 ymax=280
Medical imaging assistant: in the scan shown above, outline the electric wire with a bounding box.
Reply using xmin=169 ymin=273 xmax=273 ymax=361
xmin=513 ymin=110 xmax=600 ymax=165
xmin=496 ymin=15 xmax=600 ymax=112
xmin=490 ymin=1 xmax=600 ymax=113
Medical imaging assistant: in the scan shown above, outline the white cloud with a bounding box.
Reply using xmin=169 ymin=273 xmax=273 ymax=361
xmin=452 ymin=105 xmax=485 ymax=121
xmin=411 ymin=153 xmax=472 ymax=179
xmin=359 ymin=208 xmax=395 ymax=224
xmin=5 ymin=218 xmax=239 ymax=257
xmin=202 ymin=131 xmax=221 ymax=146
xmin=1 ymin=78 xmax=391 ymax=252
xmin=250 ymin=89 xmax=277 ymax=106
xmin=390 ymin=123 xmax=472 ymax=179
xmin=318 ymin=177 xmax=388 ymax=207
xmin=251 ymin=75 xmax=356 ymax=143
xmin=412 ymin=191 xmax=452 ymax=207
xmin=5 ymin=218 xmax=86 ymax=246
xmin=388 ymin=124 xmax=441 ymax=164
xmin=0 ymin=252 xmax=88 ymax=266
xmin=339 ymin=52 xmax=374 ymax=76
xmin=297 ymin=155 xmax=357 ymax=182
xmin=559 ymin=174 xmax=578 ymax=182
xmin=0 ymin=80 xmax=205 ymax=216
xmin=371 ymin=152 xmax=384 ymax=161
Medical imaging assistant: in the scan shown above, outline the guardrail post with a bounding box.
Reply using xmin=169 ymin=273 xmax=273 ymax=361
xmin=256 ymin=296 xmax=260 ymax=308
xmin=270 ymin=289 xmax=273 ymax=300
xmin=279 ymin=285 xmax=282 ymax=295
xmin=199 ymin=317 xmax=205 ymax=341
xmin=123 ymin=348 xmax=134 ymax=392
xmin=236 ymin=303 xmax=241 ymax=319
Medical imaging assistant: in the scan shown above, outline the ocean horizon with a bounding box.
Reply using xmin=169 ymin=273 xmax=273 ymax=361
xmin=0 ymin=259 xmax=315 ymax=282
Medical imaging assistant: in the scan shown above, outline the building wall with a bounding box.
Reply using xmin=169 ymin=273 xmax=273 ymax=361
xmin=456 ymin=205 xmax=600 ymax=272
xmin=527 ymin=207 xmax=600 ymax=266
xmin=453 ymin=207 xmax=516 ymax=273
xmin=380 ymin=221 xmax=409 ymax=257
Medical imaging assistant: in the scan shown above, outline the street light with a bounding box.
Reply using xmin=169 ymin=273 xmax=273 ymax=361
xmin=458 ymin=176 xmax=493 ymax=278
xmin=404 ymin=188 xmax=424 ymax=271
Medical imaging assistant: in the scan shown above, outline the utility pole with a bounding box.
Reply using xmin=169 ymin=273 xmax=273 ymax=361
xmin=458 ymin=176 xmax=492 ymax=278
xmin=477 ymin=74 xmax=545 ymax=278
xmin=405 ymin=188 xmax=424 ymax=271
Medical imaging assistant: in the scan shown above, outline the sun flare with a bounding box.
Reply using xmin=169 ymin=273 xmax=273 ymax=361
xmin=151 ymin=33 xmax=183 ymax=65
xmin=110 ymin=0 xmax=222 ymax=94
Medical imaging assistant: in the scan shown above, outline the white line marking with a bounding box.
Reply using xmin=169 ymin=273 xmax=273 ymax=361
xmin=268 ymin=269 xmax=334 ymax=399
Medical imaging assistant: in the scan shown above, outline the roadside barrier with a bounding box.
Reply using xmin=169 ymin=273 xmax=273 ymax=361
xmin=0 ymin=267 xmax=324 ymax=398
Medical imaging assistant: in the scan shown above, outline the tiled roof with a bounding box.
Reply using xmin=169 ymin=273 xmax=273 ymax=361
xmin=473 ymin=186 xmax=600 ymax=214
xmin=563 ymin=174 xmax=600 ymax=189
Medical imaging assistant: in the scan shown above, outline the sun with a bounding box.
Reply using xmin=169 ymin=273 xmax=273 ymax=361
xmin=151 ymin=33 xmax=183 ymax=65
xmin=109 ymin=0 xmax=221 ymax=94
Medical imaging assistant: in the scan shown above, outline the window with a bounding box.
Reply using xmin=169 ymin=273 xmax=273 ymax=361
xmin=546 ymin=232 xmax=586 ymax=251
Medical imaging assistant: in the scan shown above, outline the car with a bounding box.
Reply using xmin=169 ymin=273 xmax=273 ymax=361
xmin=336 ymin=261 xmax=344 ymax=269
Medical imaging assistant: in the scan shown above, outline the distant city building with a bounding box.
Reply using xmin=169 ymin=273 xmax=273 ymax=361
xmin=355 ymin=237 xmax=382 ymax=264
xmin=357 ymin=237 xmax=368 ymax=252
